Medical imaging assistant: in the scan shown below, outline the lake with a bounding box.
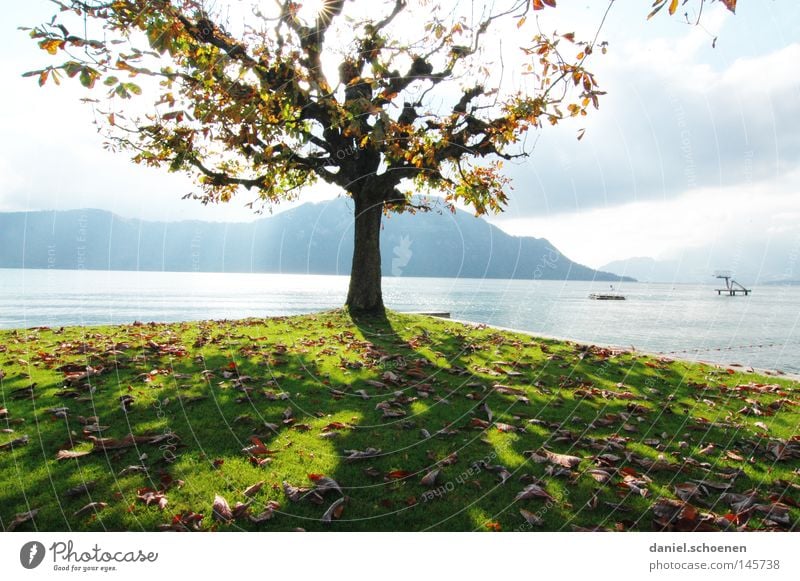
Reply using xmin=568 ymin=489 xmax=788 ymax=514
xmin=1 ymin=268 xmax=798 ymax=374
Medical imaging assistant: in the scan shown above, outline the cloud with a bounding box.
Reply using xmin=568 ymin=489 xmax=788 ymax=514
xmin=494 ymin=168 xmax=800 ymax=273
xmin=496 ymin=39 xmax=800 ymax=218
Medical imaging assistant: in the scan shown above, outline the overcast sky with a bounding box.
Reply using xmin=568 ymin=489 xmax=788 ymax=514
xmin=1 ymin=1 xmax=799 ymax=271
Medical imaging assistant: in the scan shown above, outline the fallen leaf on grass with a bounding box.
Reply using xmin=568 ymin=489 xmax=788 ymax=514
xmin=420 ymin=468 xmax=440 ymax=487
xmin=519 ymin=509 xmax=544 ymax=527
xmin=88 ymin=432 xmax=179 ymax=451
xmin=515 ymin=483 xmax=554 ymax=502
xmin=244 ymin=481 xmax=265 ymax=497
xmin=386 ymin=470 xmax=412 ymax=480
xmin=65 ymin=481 xmax=97 ymax=498
xmin=73 ymin=502 xmax=108 ymax=518
xmin=674 ymin=483 xmax=705 ymax=502
xmin=6 ymin=509 xmax=38 ymax=531
xmin=308 ymin=474 xmax=343 ymax=496
xmin=242 ymin=436 xmax=277 ymax=457
xmin=160 ymin=511 xmax=204 ymax=531
xmin=212 ymin=495 xmax=233 ymax=522
xmin=283 ymin=481 xmax=314 ymax=503
xmin=343 ymin=447 xmax=381 ymax=462
xmin=469 ymin=418 xmax=490 ymax=429
xmin=474 ymin=460 xmax=512 ymax=484
xmin=249 ymin=501 xmax=281 ymax=524
xmin=118 ymin=465 xmax=148 ymax=477
xmin=0 ymin=435 xmax=29 ymax=451
xmin=321 ymin=497 xmax=346 ymax=523
xmin=537 ymin=449 xmax=581 ymax=468
xmin=137 ymin=488 xmax=168 ymax=510
xmin=56 ymin=449 xmax=91 ymax=461
xmin=587 ymin=469 xmax=612 ymax=483
xmin=232 ymin=501 xmax=252 ymax=520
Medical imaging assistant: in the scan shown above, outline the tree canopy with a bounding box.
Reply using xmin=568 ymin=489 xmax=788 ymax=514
xmin=23 ymin=0 xmax=738 ymax=312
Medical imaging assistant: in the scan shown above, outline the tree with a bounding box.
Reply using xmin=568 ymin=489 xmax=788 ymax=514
xmin=23 ymin=0 xmax=732 ymax=313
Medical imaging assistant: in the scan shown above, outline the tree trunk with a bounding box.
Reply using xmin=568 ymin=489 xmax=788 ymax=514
xmin=346 ymin=196 xmax=384 ymax=314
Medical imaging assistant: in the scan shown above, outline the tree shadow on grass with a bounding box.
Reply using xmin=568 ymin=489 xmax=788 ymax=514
xmin=3 ymin=312 xmax=798 ymax=532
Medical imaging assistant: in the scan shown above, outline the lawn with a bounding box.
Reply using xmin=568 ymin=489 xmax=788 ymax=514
xmin=1 ymin=310 xmax=798 ymax=532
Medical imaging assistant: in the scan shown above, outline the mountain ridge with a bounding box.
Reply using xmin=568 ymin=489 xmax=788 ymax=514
xmin=0 ymin=199 xmax=633 ymax=282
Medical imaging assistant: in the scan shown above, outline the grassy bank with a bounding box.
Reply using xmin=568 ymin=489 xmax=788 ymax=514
xmin=1 ymin=310 xmax=798 ymax=532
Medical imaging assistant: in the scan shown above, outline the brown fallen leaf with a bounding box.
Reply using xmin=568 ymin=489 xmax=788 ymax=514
xmin=469 ymin=417 xmax=490 ymax=429
xmin=308 ymin=474 xmax=343 ymax=496
xmin=587 ymin=469 xmax=612 ymax=483
xmin=65 ymin=481 xmax=97 ymax=498
xmin=231 ymin=501 xmax=252 ymax=520
xmin=137 ymin=488 xmax=168 ymax=510
xmin=243 ymin=481 xmax=265 ymax=497
xmin=753 ymin=503 xmax=791 ymax=527
xmin=56 ymin=449 xmax=91 ymax=461
xmin=242 ymin=435 xmax=277 ymax=457
xmin=283 ymin=481 xmax=313 ymax=502
xmin=73 ymin=501 xmax=108 ymax=518
xmin=212 ymin=494 xmax=233 ymax=522
xmin=249 ymin=501 xmax=281 ymax=524
xmin=343 ymin=447 xmax=381 ymax=461
xmin=697 ymin=443 xmax=715 ymax=455
xmin=515 ymin=483 xmax=555 ymax=502
xmin=118 ymin=465 xmax=148 ymax=477
xmin=674 ymin=482 xmax=705 ymax=502
xmin=6 ymin=509 xmax=38 ymax=531
xmin=321 ymin=497 xmax=346 ymax=523
xmin=539 ymin=448 xmax=581 ymax=468
xmin=420 ymin=468 xmax=441 ymax=487
xmin=160 ymin=511 xmax=204 ymax=531
xmin=0 ymin=434 xmax=30 ymax=451
xmin=519 ymin=508 xmax=544 ymax=527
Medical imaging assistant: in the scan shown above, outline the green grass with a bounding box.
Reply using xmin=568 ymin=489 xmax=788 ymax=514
xmin=1 ymin=310 xmax=798 ymax=532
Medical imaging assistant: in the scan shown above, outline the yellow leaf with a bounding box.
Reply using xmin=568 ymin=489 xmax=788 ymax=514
xmin=516 ymin=16 xmax=527 ymax=29
xmin=39 ymin=39 xmax=62 ymax=55
xmin=668 ymin=0 xmax=679 ymax=15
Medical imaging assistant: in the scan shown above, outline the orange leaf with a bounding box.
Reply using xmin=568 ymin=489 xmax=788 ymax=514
xmin=723 ymin=512 xmax=740 ymax=525
xmin=386 ymin=470 xmax=412 ymax=479
xmin=532 ymin=0 xmax=556 ymax=10
xmin=485 ymin=521 xmax=502 ymax=531
xmin=721 ymin=0 xmax=736 ymax=13
xmin=668 ymin=0 xmax=679 ymax=15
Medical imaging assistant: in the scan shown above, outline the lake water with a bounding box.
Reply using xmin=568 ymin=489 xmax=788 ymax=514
xmin=1 ymin=268 xmax=798 ymax=374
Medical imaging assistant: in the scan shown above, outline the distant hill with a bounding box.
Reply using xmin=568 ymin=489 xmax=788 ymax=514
xmin=599 ymin=257 xmax=687 ymax=283
xmin=600 ymin=250 xmax=796 ymax=285
xmin=0 ymin=200 xmax=632 ymax=281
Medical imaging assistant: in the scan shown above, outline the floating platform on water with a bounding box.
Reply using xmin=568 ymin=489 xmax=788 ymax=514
xmin=588 ymin=293 xmax=626 ymax=301
xmin=714 ymin=271 xmax=751 ymax=296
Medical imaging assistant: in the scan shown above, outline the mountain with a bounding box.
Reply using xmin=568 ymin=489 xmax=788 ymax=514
xmin=601 ymin=247 xmax=796 ymax=285
xmin=0 ymin=200 xmax=631 ymax=281
xmin=598 ymin=257 xmax=687 ymax=283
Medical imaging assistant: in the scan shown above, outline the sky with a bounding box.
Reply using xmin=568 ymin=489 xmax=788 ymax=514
xmin=1 ymin=0 xmax=799 ymax=273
